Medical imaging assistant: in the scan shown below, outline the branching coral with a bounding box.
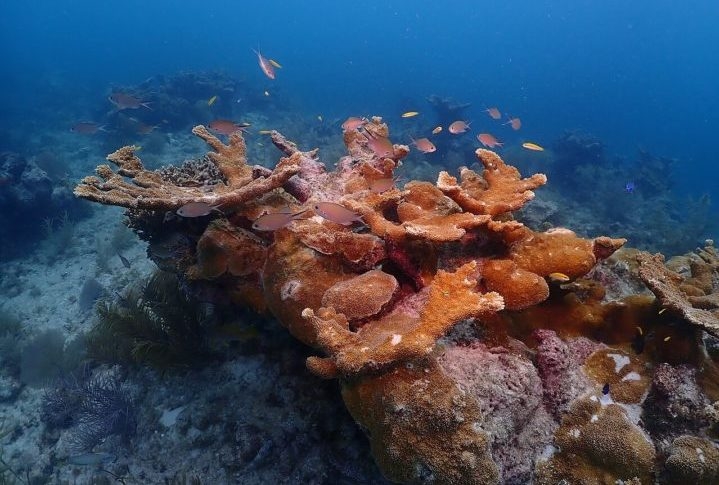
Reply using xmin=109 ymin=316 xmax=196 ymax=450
xmin=74 ymin=126 xmax=300 ymax=211
xmin=74 ymin=117 xmax=630 ymax=484
xmin=304 ymin=262 xmax=505 ymax=378
xmin=637 ymin=249 xmax=719 ymax=337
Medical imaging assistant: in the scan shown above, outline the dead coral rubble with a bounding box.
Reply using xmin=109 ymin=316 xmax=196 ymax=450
xmin=75 ymin=119 xmax=633 ymax=484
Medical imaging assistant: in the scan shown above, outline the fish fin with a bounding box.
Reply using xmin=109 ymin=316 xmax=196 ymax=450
xmin=291 ymin=208 xmax=311 ymax=220
xmin=141 ymin=102 xmax=153 ymax=110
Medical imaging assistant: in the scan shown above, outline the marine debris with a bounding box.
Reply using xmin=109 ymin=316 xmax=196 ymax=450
xmin=74 ymin=117 xmax=719 ymax=484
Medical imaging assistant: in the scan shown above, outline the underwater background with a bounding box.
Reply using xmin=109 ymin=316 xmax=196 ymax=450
xmin=1 ymin=1 xmax=719 ymax=484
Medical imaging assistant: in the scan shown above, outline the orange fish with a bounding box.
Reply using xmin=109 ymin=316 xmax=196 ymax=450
xmin=313 ymin=202 xmax=363 ymax=225
xmin=341 ymin=116 xmax=367 ymax=131
xmin=253 ymin=49 xmax=275 ymax=80
xmin=412 ymin=137 xmax=436 ymax=154
xmin=477 ymin=133 xmax=503 ymax=148
xmin=485 ymin=107 xmax=501 ymax=120
xmin=361 ymin=129 xmax=394 ymax=157
xmin=209 ymin=119 xmax=248 ymax=136
xmin=505 ymin=117 xmax=522 ymax=130
xmin=70 ymin=122 xmax=105 ymax=135
xmin=109 ymin=93 xmax=151 ymax=110
xmin=448 ymin=120 xmax=470 ymax=134
xmin=252 ymin=209 xmax=308 ymax=231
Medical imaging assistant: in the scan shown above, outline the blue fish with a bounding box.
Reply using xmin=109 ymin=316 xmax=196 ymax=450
xmin=624 ymin=181 xmax=636 ymax=193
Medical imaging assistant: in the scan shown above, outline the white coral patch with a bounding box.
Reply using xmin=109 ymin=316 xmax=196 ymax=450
xmin=607 ymin=353 xmax=630 ymax=373
xmin=621 ymin=371 xmax=641 ymax=381
xmin=281 ymin=280 xmax=301 ymax=301
xmin=590 ymin=414 xmax=599 ymax=423
xmin=391 ymin=334 xmax=402 ymax=346
xmin=569 ymin=428 xmax=580 ymax=439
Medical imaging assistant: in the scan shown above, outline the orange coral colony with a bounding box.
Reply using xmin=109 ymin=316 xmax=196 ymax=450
xmin=75 ymin=118 xmax=635 ymax=484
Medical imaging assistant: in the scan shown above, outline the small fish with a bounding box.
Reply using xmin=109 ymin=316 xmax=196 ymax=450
xmin=636 ymin=326 xmax=643 ymax=336
xmin=624 ymin=181 xmax=636 ymax=194
xmin=602 ymin=383 xmax=610 ymax=395
xmin=522 ymin=142 xmax=544 ymax=151
xmin=264 ymin=90 xmax=270 ymax=96
xmin=313 ymin=202 xmax=363 ymax=225
xmin=252 ymin=209 xmax=308 ymax=231
xmin=117 ymin=252 xmax=131 ymax=269
xmin=548 ymin=272 xmax=570 ymax=283
xmin=658 ymin=308 xmax=666 ymax=315
xmin=258 ymin=130 xmax=273 ymax=135
xmin=431 ymin=126 xmax=443 ymax=135
xmin=663 ymin=336 xmax=671 ymax=342
xmin=448 ymin=120 xmax=470 ymax=134
xmin=317 ymin=115 xmax=323 ymax=122
xmin=70 ymin=122 xmax=106 ymax=135
xmin=253 ymin=49 xmax=276 ymax=79
xmin=477 ymin=133 xmax=503 ymax=148
xmin=176 ymin=202 xmax=221 ymax=218
xmin=108 ymin=92 xmax=151 ymax=110
xmin=401 ymin=111 xmax=419 ymax=118
xmin=207 ymin=95 xmax=218 ymax=106
xmin=412 ymin=137 xmax=436 ymax=154
xmin=66 ymin=452 xmax=117 ymax=466
xmin=135 ymin=122 xmax=159 ymax=135
xmin=368 ymin=176 xmax=399 ymax=193
xmin=362 ymin=130 xmax=394 ymax=157
xmin=342 ymin=116 xmax=367 ymax=131
xmin=269 ymin=59 xmax=282 ymax=69
xmin=209 ymin=119 xmax=248 ymax=136
xmin=505 ymin=117 xmax=522 ymax=130
xmin=485 ymin=107 xmax=501 ymax=120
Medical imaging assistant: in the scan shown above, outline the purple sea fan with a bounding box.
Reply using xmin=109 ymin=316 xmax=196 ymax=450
xmin=68 ymin=372 xmax=137 ymax=452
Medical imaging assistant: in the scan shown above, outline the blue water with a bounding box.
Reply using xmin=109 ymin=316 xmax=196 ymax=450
xmin=2 ymin=0 xmax=718 ymax=207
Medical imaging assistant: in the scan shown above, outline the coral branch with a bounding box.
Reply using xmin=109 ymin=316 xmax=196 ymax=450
xmin=74 ymin=127 xmax=300 ymax=211
xmin=303 ymin=262 xmax=504 ymax=377
xmin=436 ymin=149 xmax=547 ymax=217
xmin=637 ymin=252 xmax=719 ymax=337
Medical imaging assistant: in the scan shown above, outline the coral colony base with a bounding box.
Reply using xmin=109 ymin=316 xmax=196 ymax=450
xmin=74 ymin=118 xmax=719 ymax=484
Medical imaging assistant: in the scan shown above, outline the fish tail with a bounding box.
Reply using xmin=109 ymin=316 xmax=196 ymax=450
xmin=141 ymin=102 xmax=153 ymax=110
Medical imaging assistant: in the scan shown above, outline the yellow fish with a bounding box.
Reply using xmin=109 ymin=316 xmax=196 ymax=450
xmin=207 ymin=95 xmax=218 ymax=106
xmin=269 ymin=59 xmax=282 ymax=69
xmin=258 ymin=130 xmax=273 ymax=135
xmin=548 ymin=272 xmax=570 ymax=282
xmin=401 ymin=111 xmax=419 ymax=118
xmin=522 ymin=142 xmax=544 ymax=151
xmin=432 ymin=126 xmax=443 ymax=135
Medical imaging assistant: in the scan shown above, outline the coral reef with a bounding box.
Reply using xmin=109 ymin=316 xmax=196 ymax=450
xmin=74 ymin=117 xmax=719 ymax=483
